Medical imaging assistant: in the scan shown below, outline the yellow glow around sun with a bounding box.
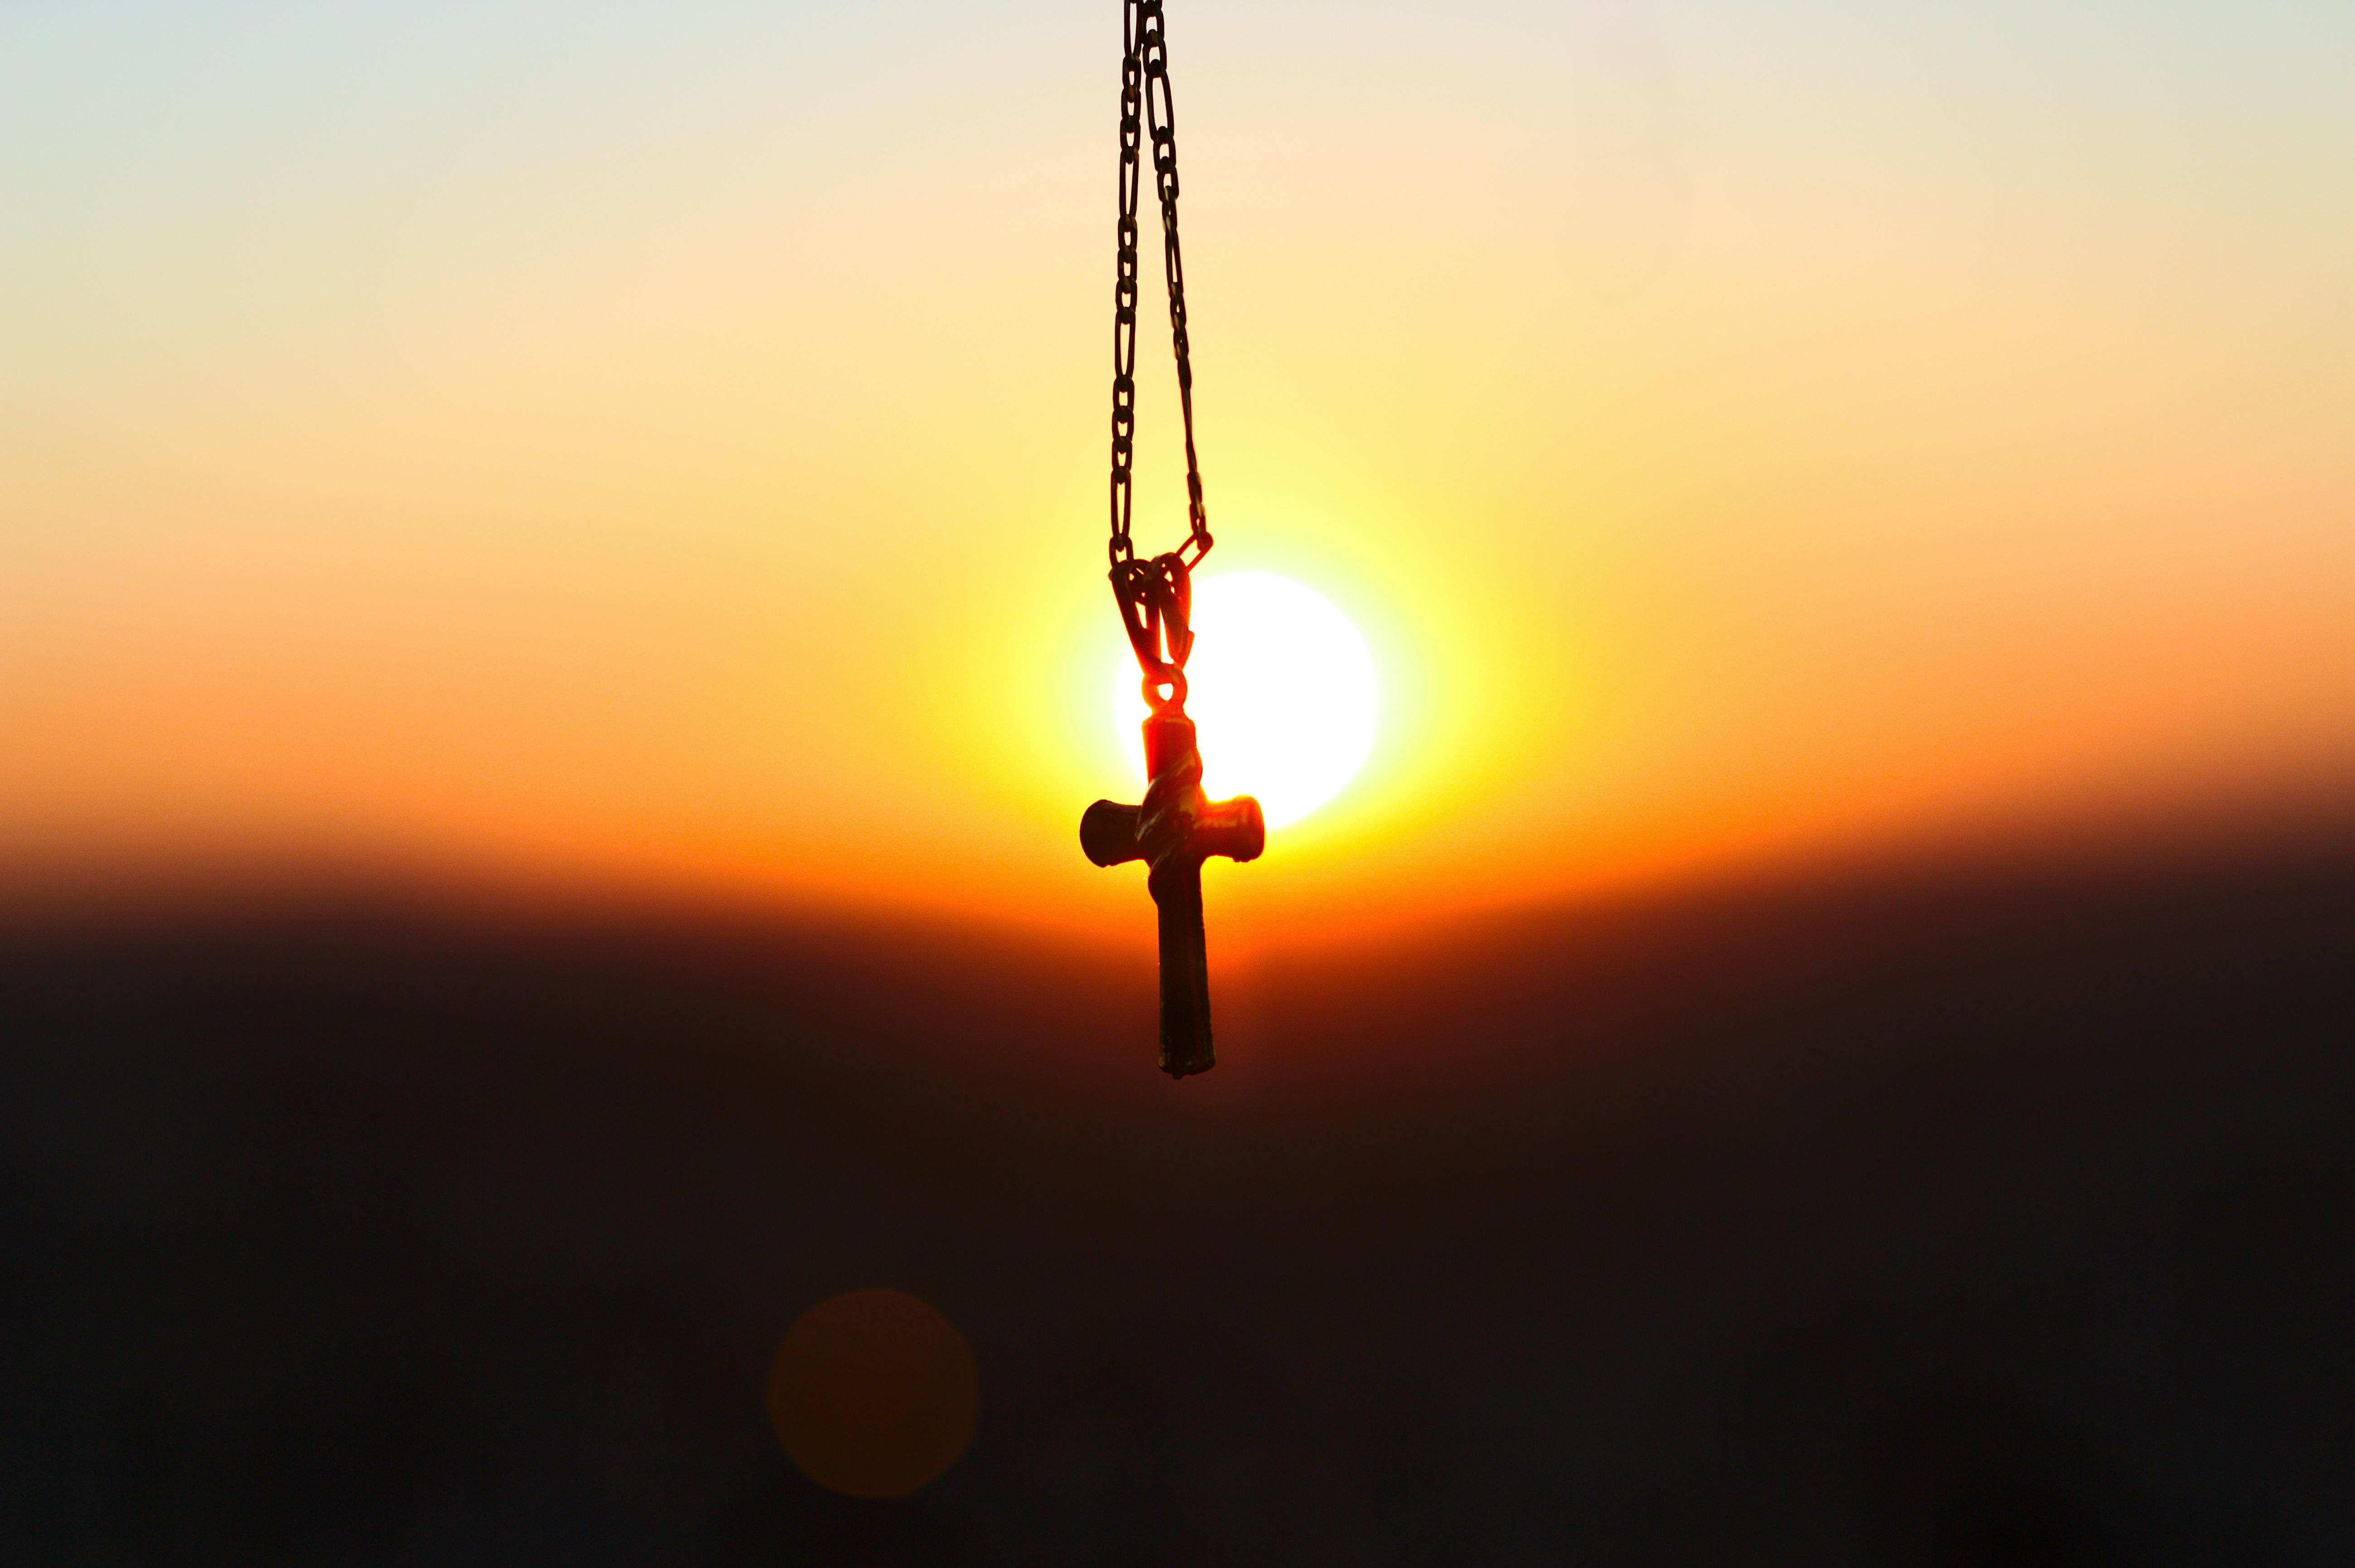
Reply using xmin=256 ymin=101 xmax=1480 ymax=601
xmin=1116 ymin=572 xmax=1378 ymax=829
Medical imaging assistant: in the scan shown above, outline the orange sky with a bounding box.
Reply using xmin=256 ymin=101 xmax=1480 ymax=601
xmin=4 ymin=2 xmax=2350 ymax=946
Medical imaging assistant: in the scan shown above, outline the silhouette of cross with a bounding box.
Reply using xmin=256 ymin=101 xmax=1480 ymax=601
xmin=1081 ymin=712 xmax=1263 ymax=1077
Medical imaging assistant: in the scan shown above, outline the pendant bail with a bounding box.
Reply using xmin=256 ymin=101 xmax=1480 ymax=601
xmin=1112 ymin=550 xmax=1194 ymax=714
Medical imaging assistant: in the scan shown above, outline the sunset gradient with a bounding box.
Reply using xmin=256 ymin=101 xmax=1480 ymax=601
xmin=4 ymin=1 xmax=2349 ymax=947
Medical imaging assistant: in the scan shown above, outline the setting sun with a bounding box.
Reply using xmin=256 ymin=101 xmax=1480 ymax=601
xmin=1116 ymin=572 xmax=1379 ymax=830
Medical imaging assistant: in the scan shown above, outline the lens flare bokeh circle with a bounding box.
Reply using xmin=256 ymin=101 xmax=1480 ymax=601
xmin=767 ymin=1288 xmax=979 ymax=1499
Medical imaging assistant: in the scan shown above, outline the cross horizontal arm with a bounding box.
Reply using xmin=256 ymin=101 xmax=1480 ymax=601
xmin=1079 ymin=800 xmax=1147 ymax=868
xmin=1183 ymin=794 xmax=1265 ymax=867
xmin=1080 ymin=793 xmax=1264 ymax=872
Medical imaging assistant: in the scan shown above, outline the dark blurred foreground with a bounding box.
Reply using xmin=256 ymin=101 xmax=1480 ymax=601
xmin=5 ymin=831 xmax=2353 ymax=1564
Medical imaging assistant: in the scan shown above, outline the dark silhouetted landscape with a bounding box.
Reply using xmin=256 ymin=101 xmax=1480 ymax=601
xmin=5 ymin=823 xmax=2353 ymax=1563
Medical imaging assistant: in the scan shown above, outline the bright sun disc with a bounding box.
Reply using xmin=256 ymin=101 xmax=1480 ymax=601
xmin=1116 ymin=572 xmax=1377 ymax=829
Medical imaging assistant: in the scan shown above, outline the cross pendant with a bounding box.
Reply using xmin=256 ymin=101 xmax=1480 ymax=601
xmin=1080 ymin=712 xmax=1264 ymax=1077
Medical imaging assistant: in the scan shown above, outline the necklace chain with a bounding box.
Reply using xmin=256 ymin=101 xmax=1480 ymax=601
xmin=1108 ymin=0 xmax=1210 ymax=572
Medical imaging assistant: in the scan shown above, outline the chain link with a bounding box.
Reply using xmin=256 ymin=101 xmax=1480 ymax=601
xmin=1108 ymin=0 xmax=1211 ymax=572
